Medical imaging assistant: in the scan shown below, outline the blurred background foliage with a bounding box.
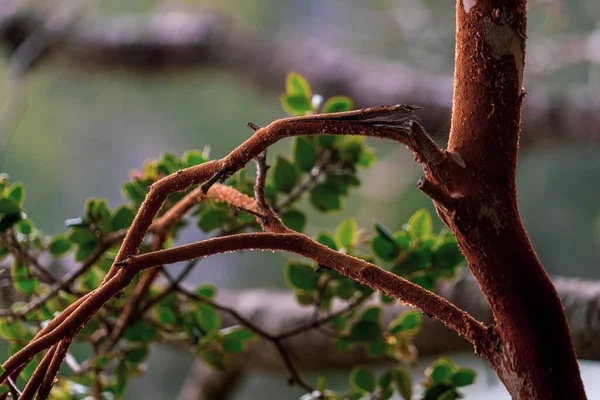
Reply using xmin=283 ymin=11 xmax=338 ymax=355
xmin=1 ymin=0 xmax=599 ymax=399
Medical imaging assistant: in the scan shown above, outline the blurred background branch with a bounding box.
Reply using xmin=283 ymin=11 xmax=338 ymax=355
xmin=0 ymin=8 xmax=599 ymax=146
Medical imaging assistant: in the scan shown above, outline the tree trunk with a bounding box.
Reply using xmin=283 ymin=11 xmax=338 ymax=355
xmin=440 ymin=1 xmax=586 ymax=398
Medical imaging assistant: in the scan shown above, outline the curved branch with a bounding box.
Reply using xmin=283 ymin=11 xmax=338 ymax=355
xmin=119 ymin=232 xmax=487 ymax=350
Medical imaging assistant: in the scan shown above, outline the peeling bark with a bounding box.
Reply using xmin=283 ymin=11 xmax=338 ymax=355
xmin=436 ymin=1 xmax=587 ymax=398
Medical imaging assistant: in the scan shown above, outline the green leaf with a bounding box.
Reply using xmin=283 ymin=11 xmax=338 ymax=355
xmin=310 ymin=184 xmax=341 ymax=212
xmin=372 ymin=235 xmax=398 ymax=262
xmin=451 ymin=367 xmax=477 ymax=387
xmin=67 ymin=227 xmax=98 ymax=246
xmin=295 ymin=291 xmax=315 ymax=305
xmin=273 ymin=156 xmax=299 ymax=194
xmin=285 ymin=262 xmax=317 ymax=292
xmin=394 ymin=231 xmax=411 ymax=252
xmin=350 ymin=320 xmax=382 ymax=342
xmin=183 ymin=150 xmax=208 ymax=168
xmin=112 ymin=206 xmax=136 ymax=231
xmin=115 ymin=360 xmax=128 ymax=395
xmin=123 ymin=321 xmax=159 ymax=343
xmin=281 ymin=94 xmax=312 ymax=116
xmin=408 ymin=208 xmax=432 ymax=239
xmin=428 ymin=358 xmax=455 ymax=383
xmin=286 ymin=72 xmax=311 ymax=96
xmin=122 ymin=182 xmax=146 ymax=206
xmin=357 ymin=146 xmax=376 ymax=167
xmin=335 ymin=218 xmax=358 ymax=248
xmin=0 ymin=197 xmax=20 ymax=215
xmin=222 ymin=326 xmax=258 ymax=353
xmin=0 ymin=319 xmax=27 ymax=339
xmin=8 ymin=182 xmax=24 ymax=204
xmin=333 ymin=338 xmax=355 ymax=351
xmin=281 ymin=210 xmax=307 ymax=232
xmin=198 ymin=208 xmax=230 ymax=232
xmin=0 ymin=385 xmax=8 ymax=396
xmin=294 ymin=137 xmax=317 ymax=172
xmin=423 ymin=382 xmax=456 ymax=400
xmin=124 ymin=346 xmax=149 ymax=365
xmin=11 ymin=261 xmax=38 ymax=296
xmin=334 ymin=279 xmax=355 ymax=300
xmin=318 ymin=135 xmax=336 ymax=148
xmin=195 ymin=303 xmax=221 ymax=332
xmin=196 ymin=337 xmax=225 ymax=369
xmin=433 ymin=241 xmax=464 ymax=269
xmin=360 ymin=307 xmax=382 ymax=324
xmin=389 ymin=311 xmax=422 ymax=334
xmin=17 ymin=219 xmax=33 ymax=235
xmin=392 ymin=366 xmax=413 ymax=400
xmin=316 ymin=232 xmax=338 ymax=250
xmin=323 ymin=96 xmax=353 ymax=113
xmin=367 ymin=340 xmax=386 ymax=357
xmin=195 ymin=284 xmax=217 ymax=299
xmin=349 ymin=366 xmax=376 ymax=393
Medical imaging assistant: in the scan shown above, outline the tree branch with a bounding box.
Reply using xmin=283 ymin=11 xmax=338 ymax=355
xmin=118 ymin=232 xmax=487 ymax=351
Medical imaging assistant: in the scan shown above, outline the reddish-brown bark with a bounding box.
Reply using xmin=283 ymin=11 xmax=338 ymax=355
xmin=430 ymin=1 xmax=586 ymax=398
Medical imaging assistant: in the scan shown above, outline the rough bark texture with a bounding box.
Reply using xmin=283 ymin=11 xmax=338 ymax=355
xmin=441 ymin=1 xmax=586 ymax=398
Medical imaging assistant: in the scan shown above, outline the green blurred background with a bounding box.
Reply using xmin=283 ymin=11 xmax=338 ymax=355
xmin=1 ymin=0 xmax=599 ymax=398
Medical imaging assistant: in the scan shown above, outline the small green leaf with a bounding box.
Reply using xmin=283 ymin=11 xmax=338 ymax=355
xmin=0 ymin=385 xmax=8 ymax=396
xmin=310 ymin=184 xmax=341 ymax=212
xmin=428 ymin=358 xmax=455 ymax=383
xmin=0 ymin=197 xmax=20 ymax=215
xmin=196 ymin=337 xmax=225 ymax=370
xmin=451 ymin=367 xmax=477 ymax=387
xmin=8 ymin=182 xmax=24 ymax=204
xmin=196 ymin=303 xmax=221 ymax=332
xmin=335 ymin=279 xmax=355 ymax=300
xmin=316 ymin=232 xmax=338 ymax=250
xmin=360 ymin=307 xmax=382 ymax=323
xmin=294 ymin=137 xmax=317 ymax=172
xmin=295 ymin=291 xmax=315 ymax=305
xmin=281 ymin=210 xmax=307 ymax=232
xmin=350 ymin=320 xmax=382 ymax=342
xmin=408 ymin=209 xmax=432 ymax=238
xmin=318 ymin=135 xmax=336 ymax=148
xmin=286 ymin=72 xmax=311 ymax=96
xmin=67 ymin=227 xmax=98 ymax=246
xmin=389 ymin=311 xmax=422 ymax=334
xmin=394 ymin=231 xmax=411 ymax=252
xmin=433 ymin=241 xmax=464 ymax=269
xmin=335 ymin=218 xmax=358 ymax=248
xmin=11 ymin=261 xmax=38 ymax=296
xmin=198 ymin=208 xmax=230 ymax=232
xmin=323 ymin=96 xmax=353 ymax=113
xmin=17 ymin=219 xmax=33 ymax=235
xmin=183 ymin=150 xmax=207 ymax=168
xmin=285 ymin=262 xmax=317 ymax=292
xmin=112 ymin=206 xmax=136 ymax=231
xmin=372 ymin=235 xmax=398 ymax=262
xmin=392 ymin=366 xmax=413 ymax=400
xmin=273 ymin=156 xmax=299 ymax=194
xmin=222 ymin=326 xmax=258 ymax=353
xmin=367 ymin=340 xmax=386 ymax=357
xmin=350 ymin=366 xmax=376 ymax=393
xmin=195 ymin=284 xmax=217 ymax=299
xmin=281 ymin=94 xmax=312 ymax=116
xmin=125 ymin=346 xmax=149 ymax=365
xmin=123 ymin=321 xmax=159 ymax=343
xmin=115 ymin=361 xmax=128 ymax=395
xmin=123 ymin=182 xmax=146 ymax=206
xmin=333 ymin=338 xmax=356 ymax=351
